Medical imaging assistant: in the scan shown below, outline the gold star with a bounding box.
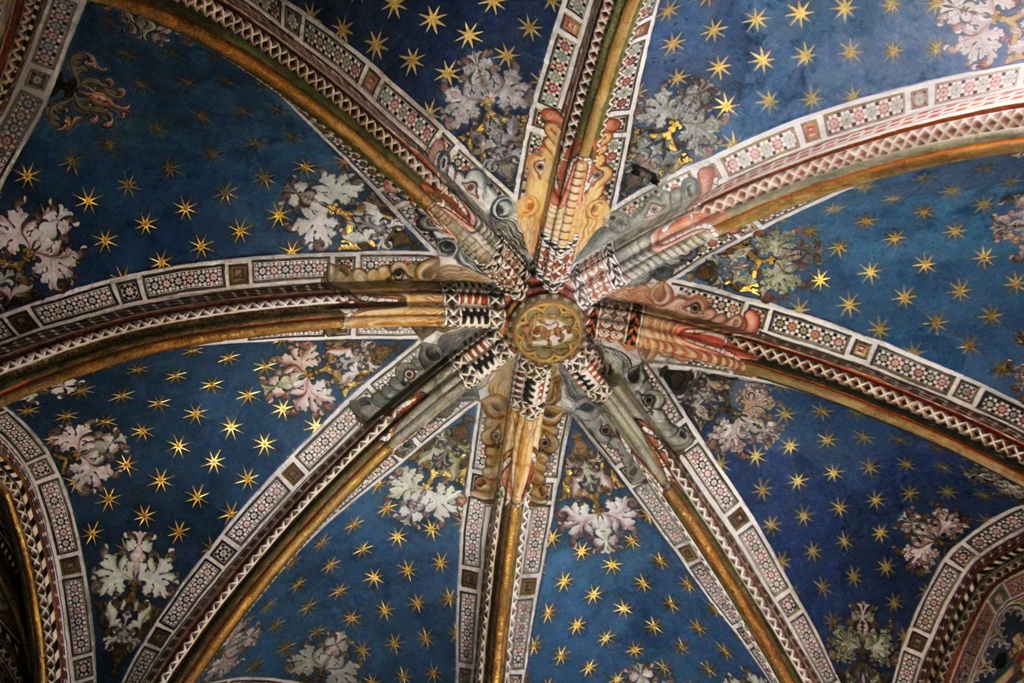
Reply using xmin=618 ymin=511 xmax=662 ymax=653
xmin=749 ymin=46 xmax=770 ymax=71
xmin=568 ymin=616 xmax=586 ymax=635
xmin=74 ymin=187 xmax=101 ymax=213
xmin=132 ymin=423 xmax=154 ymax=441
xmin=602 ymin=557 xmax=622 ymax=574
xmin=757 ymin=89 xmax=778 ymax=112
xmin=702 ymin=19 xmax=728 ymax=41
xmin=457 ymin=22 xmax=483 ymax=48
xmin=804 ymin=541 xmax=822 ymax=560
xmin=254 ymin=434 xmax=275 ymax=455
xmin=167 ymin=435 xmax=189 ymax=457
xmin=744 ymin=7 xmax=770 ymax=30
xmin=542 ymin=603 xmax=556 ymax=622
xmin=419 ymin=5 xmax=446 ymax=32
xmin=572 ymin=543 xmax=591 ymax=560
xmin=713 ymin=94 xmax=737 ymax=116
xmin=803 ymin=87 xmax=821 ymax=109
xmin=189 ymin=234 xmax=214 ymax=259
xmin=362 ymin=568 xmax=385 ymax=589
xmin=382 ymin=0 xmax=406 ymax=18
xmin=612 ymin=600 xmax=632 ymax=617
xmin=787 ymin=0 xmax=813 ymax=25
xmin=792 ymin=42 xmax=816 ymax=65
xmin=789 ymin=472 xmax=808 ymax=490
xmin=949 ymin=278 xmax=972 ymax=302
xmin=644 ymin=617 xmax=663 ymax=635
xmin=219 ymin=502 xmax=238 ymax=522
xmin=1006 ymin=272 xmax=1024 ymax=294
xmin=329 ymin=16 xmax=352 ymax=40
xmin=149 ymin=251 xmax=171 ymax=269
xmin=892 ymin=285 xmax=916 ymax=308
xmin=626 ymin=642 xmax=644 ymax=658
xmin=495 ymin=43 xmax=519 ymax=68
xmin=131 ymin=504 xmax=155 ymax=526
xmin=834 ymin=0 xmax=857 ymax=19
xmin=14 ymin=163 xmax=40 ymax=187
xmin=837 ymin=294 xmax=860 ymax=317
xmin=168 ymin=520 xmax=189 ymax=543
xmin=364 ymin=31 xmax=388 ymax=59
xmin=958 ymin=335 xmax=980 ymax=354
xmin=814 ymin=577 xmax=830 ymax=596
xmin=660 ymin=32 xmax=684 ymax=54
xmin=863 ymin=525 xmax=888 ymax=545
xmin=707 ymin=56 xmax=731 ymax=79
xmin=979 ymin=305 xmax=1002 ymax=325
xmin=633 ymin=574 xmax=652 ymax=592
xmin=553 ymin=646 xmax=570 ymax=665
xmin=913 ymin=253 xmax=937 ymax=274
xmin=173 ymin=196 xmax=197 ymax=221
xmin=399 ymin=48 xmax=425 ymax=75
xmin=846 ymin=566 xmax=863 ymax=586
xmin=186 ymin=485 xmax=209 ymax=508
xmin=396 ymin=559 xmax=416 ymax=580
xmin=237 ymin=388 xmax=259 ymax=404
xmin=795 ymin=505 xmax=814 ymax=525
xmin=416 ymin=627 xmax=434 ymax=650
xmin=884 ymin=39 xmax=903 ymax=61
xmin=518 ymin=15 xmax=541 ymax=40
xmin=883 ymin=229 xmax=906 ymax=248
xmin=866 ymin=491 xmax=886 ymax=509
xmin=857 ymin=262 xmax=881 ymax=284
xmin=203 ymin=450 xmax=225 ymax=473
xmin=810 ymin=269 xmax=830 ymax=289
xmin=389 ymin=528 xmax=408 ymax=547
xmin=353 ymin=541 xmax=373 ymax=557
xmin=868 ymin=317 xmax=892 ymax=339
xmin=234 ymin=468 xmax=258 ymax=490
xmin=763 ymin=516 xmax=780 ymax=534
xmin=660 ymin=0 xmax=680 ymax=19
xmin=385 ymin=634 xmax=402 ymax=653
xmin=555 ymin=572 xmax=573 ymax=591
xmin=61 ymin=153 xmax=81 ymax=175
xmin=924 ymin=312 xmax=948 ymax=334
xmin=754 ymin=479 xmax=773 ymax=501
xmin=147 ymin=467 xmax=173 ymax=492
xmin=967 ymin=246 xmax=995 ymax=269
xmin=220 ymin=417 xmax=243 ymax=440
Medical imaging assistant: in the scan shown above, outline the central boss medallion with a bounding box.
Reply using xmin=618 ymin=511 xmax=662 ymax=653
xmin=509 ymin=295 xmax=585 ymax=365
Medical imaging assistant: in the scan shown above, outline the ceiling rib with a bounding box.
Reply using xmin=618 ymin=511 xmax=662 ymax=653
xmin=480 ymin=358 xmax=552 ymax=683
xmin=0 ymin=279 xmax=502 ymax=407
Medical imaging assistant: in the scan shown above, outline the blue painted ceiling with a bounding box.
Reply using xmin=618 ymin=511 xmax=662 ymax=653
xmin=3 ymin=1 xmax=1024 ymax=682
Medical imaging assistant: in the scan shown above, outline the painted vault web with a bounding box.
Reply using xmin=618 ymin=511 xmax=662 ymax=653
xmin=1 ymin=0 xmax=1024 ymax=682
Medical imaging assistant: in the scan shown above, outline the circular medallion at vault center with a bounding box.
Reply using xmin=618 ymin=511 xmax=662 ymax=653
xmin=510 ymin=295 xmax=584 ymax=365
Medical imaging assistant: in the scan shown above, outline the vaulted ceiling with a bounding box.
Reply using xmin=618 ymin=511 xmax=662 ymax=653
xmin=1 ymin=0 xmax=1024 ymax=682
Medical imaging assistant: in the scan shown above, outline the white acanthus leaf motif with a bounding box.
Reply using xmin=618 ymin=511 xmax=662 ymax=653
xmin=286 ymin=631 xmax=361 ymax=683
xmin=260 ymin=341 xmax=336 ymax=416
xmin=49 ymin=420 xmax=129 ymax=495
xmin=386 ymin=466 xmax=463 ymax=527
xmin=93 ymin=531 xmax=178 ymax=599
xmin=935 ymin=0 xmax=1021 ymax=68
xmin=0 ymin=198 xmax=83 ymax=304
xmin=558 ymin=496 xmax=638 ymax=554
xmin=636 ymin=87 xmax=681 ymax=129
